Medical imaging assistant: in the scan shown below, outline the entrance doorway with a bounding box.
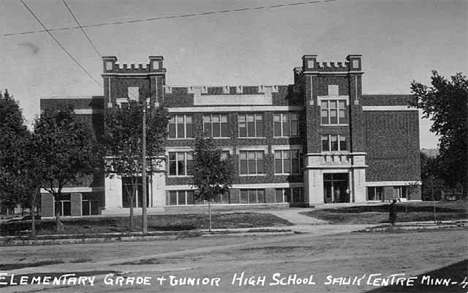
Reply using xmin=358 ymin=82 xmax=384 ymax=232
xmin=323 ymin=173 xmax=349 ymax=203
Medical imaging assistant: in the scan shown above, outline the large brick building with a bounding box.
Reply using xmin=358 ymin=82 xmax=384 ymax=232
xmin=40 ymin=54 xmax=421 ymax=217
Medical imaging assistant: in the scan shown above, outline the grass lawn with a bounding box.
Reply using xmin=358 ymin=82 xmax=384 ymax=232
xmin=0 ymin=212 xmax=292 ymax=236
xmin=301 ymin=200 xmax=468 ymax=224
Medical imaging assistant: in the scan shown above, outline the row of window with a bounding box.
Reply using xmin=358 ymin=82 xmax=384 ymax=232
xmin=168 ymin=112 xmax=312 ymax=139
xmin=168 ymin=187 xmax=304 ymax=205
xmin=367 ymin=186 xmax=409 ymax=201
xmin=321 ymin=135 xmax=347 ymax=152
xmin=168 ymin=150 xmax=302 ymax=176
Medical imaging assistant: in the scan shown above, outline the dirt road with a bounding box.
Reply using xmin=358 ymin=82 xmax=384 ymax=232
xmin=1 ymin=228 xmax=466 ymax=293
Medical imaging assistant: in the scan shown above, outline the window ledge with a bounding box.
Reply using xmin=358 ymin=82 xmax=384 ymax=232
xmin=168 ymin=138 xmax=195 ymax=140
xmin=274 ymin=173 xmax=301 ymax=176
xmin=239 ymin=174 xmax=267 ymax=177
xmin=237 ymin=137 xmax=267 ymax=139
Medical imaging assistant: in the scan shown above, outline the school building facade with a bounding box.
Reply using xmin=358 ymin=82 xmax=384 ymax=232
xmin=40 ymin=54 xmax=421 ymax=217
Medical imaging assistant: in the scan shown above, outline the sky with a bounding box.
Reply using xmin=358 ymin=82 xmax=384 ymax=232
xmin=1 ymin=0 xmax=467 ymax=149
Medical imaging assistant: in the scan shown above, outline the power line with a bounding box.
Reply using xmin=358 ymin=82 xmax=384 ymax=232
xmin=61 ymin=0 xmax=101 ymax=58
xmin=19 ymin=0 xmax=103 ymax=88
xmin=3 ymin=0 xmax=337 ymax=37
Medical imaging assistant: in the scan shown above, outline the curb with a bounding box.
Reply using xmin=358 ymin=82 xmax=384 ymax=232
xmin=0 ymin=229 xmax=295 ymax=246
xmin=365 ymin=222 xmax=466 ymax=232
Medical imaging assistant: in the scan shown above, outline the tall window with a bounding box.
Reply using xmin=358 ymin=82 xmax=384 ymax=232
xmin=367 ymin=187 xmax=384 ymax=201
xmin=240 ymin=189 xmax=265 ymax=204
xmin=321 ymin=100 xmax=347 ymax=125
xmin=55 ymin=194 xmax=71 ymax=216
xmin=273 ymin=113 xmax=299 ymax=137
xmin=168 ymin=152 xmax=193 ymax=176
xmin=238 ymin=113 xmax=263 ymax=137
xmin=239 ymin=150 xmax=264 ymax=175
xmin=168 ymin=115 xmax=193 ymax=139
xmin=321 ymin=135 xmax=347 ymax=152
xmin=274 ymin=149 xmax=301 ymax=174
xmin=203 ymin=114 xmax=228 ymax=138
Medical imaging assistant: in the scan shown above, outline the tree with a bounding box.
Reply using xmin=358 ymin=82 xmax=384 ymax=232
xmin=0 ymin=90 xmax=27 ymax=211
xmin=103 ymin=98 xmax=168 ymax=231
xmin=192 ymin=135 xmax=235 ymax=232
xmin=32 ymin=104 xmax=100 ymax=232
xmin=411 ymin=71 xmax=468 ymax=197
xmin=420 ymin=152 xmax=445 ymax=201
xmin=0 ymin=90 xmax=40 ymax=235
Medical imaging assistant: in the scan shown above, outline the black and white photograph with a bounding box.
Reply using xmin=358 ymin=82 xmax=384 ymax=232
xmin=0 ymin=0 xmax=467 ymax=292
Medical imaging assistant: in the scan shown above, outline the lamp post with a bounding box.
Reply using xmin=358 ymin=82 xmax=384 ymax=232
xmin=142 ymin=100 xmax=148 ymax=234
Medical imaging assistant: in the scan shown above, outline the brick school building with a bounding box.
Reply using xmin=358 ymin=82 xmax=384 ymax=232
xmin=40 ymin=54 xmax=421 ymax=217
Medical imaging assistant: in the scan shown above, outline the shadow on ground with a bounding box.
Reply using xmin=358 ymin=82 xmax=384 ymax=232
xmin=366 ymin=259 xmax=467 ymax=293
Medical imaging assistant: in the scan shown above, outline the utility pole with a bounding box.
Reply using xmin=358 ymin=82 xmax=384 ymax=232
xmin=142 ymin=101 xmax=148 ymax=234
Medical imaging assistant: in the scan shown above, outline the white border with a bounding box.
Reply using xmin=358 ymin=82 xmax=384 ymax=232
xmin=40 ymin=187 xmax=104 ymax=193
xmin=366 ymin=181 xmax=422 ymax=186
xmin=362 ymin=106 xmax=417 ymax=111
xmin=168 ymin=106 xmax=302 ymax=113
xmin=166 ymin=182 xmax=304 ymax=190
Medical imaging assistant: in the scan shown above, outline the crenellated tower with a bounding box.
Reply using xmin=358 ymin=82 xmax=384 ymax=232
xmin=296 ymin=54 xmax=367 ymax=205
xmin=101 ymin=56 xmax=166 ymax=108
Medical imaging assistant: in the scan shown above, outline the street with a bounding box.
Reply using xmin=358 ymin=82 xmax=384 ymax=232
xmin=1 ymin=227 xmax=466 ymax=292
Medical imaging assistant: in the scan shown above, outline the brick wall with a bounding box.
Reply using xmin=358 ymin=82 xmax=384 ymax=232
xmin=365 ymin=111 xmax=420 ymax=182
xmin=70 ymin=193 xmax=82 ymax=216
xmin=41 ymin=193 xmax=54 ymax=217
xmin=165 ymin=109 xmax=306 ymax=186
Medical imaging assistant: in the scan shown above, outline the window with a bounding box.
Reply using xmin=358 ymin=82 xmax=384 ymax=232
xmin=213 ymin=192 xmax=231 ymax=204
xmin=128 ymin=87 xmax=139 ymax=100
xmin=394 ymin=186 xmax=408 ymax=199
xmin=274 ymin=149 xmax=301 ymax=174
xmin=275 ymin=187 xmax=304 ymax=203
xmin=239 ymin=189 xmax=265 ymax=204
xmin=168 ymin=152 xmax=193 ymax=176
xmin=55 ymin=194 xmax=71 ymax=216
xmin=367 ymin=187 xmax=384 ymax=201
xmin=122 ymin=177 xmax=149 ymax=208
xmin=203 ymin=114 xmax=228 ymax=138
xmin=220 ymin=150 xmax=230 ymax=161
xmin=321 ymin=135 xmax=347 ymax=152
xmin=239 ymin=151 xmax=264 ymax=175
xmin=273 ymin=113 xmax=299 ymax=137
xmin=238 ymin=113 xmax=263 ymax=137
xmin=82 ymin=200 xmax=99 ymax=216
xmin=321 ymin=100 xmax=347 ymax=125
xmin=169 ymin=190 xmax=195 ymax=205
xmin=168 ymin=115 xmax=193 ymax=139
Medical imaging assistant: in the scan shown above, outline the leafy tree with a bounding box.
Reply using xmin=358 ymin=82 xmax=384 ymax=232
xmin=420 ymin=152 xmax=445 ymax=201
xmin=103 ymin=98 xmax=168 ymax=231
xmin=192 ymin=135 xmax=235 ymax=232
xmin=0 ymin=90 xmax=28 ymax=210
xmin=411 ymin=71 xmax=468 ymax=196
xmin=0 ymin=90 xmax=40 ymax=235
xmin=32 ymin=104 xmax=100 ymax=232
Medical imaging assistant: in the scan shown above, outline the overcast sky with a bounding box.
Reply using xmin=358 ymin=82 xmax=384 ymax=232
xmin=1 ymin=0 xmax=467 ymax=149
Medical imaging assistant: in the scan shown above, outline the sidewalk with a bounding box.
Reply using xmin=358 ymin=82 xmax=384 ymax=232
xmin=257 ymin=208 xmax=329 ymax=225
